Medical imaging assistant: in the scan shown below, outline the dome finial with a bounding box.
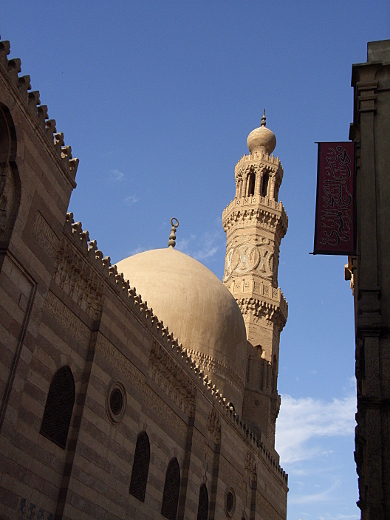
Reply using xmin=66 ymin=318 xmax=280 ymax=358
xmin=247 ymin=111 xmax=276 ymax=155
xmin=261 ymin=109 xmax=266 ymax=127
xmin=168 ymin=218 xmax=179 ymax=248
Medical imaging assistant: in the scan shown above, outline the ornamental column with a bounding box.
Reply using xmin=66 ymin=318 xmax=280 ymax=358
xmin=222 ymin=112 xmax=288 ymax=447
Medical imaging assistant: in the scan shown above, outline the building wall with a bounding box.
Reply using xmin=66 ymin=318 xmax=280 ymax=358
xmin=349 ymin=39 xmax=390 ymax=520
xmin=0 ymin=40 xmax=287 ymax=520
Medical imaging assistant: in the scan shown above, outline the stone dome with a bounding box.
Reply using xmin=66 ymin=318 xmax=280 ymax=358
xmin=116 ymin=248 xmax=247 ymax=413
xmin=247 ymin=111 xmax=276 ymax=155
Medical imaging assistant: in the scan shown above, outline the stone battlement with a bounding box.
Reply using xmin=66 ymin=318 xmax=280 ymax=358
xmin=0 ymin=40 xmax=78 ymax=184
xmin=236 ymin=151 xmax=282 ymax=170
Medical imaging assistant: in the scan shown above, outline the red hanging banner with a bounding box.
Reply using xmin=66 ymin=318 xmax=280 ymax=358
xmin=314 ymin=142 xmax=356 ymax=255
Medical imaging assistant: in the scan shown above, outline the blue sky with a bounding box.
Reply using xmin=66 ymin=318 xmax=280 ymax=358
xmin=2 ymin=2 xmax=389 ymax=519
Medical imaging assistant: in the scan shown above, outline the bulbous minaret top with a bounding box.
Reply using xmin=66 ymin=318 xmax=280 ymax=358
xmin=247 ymin=110 xmax=276 ymax=155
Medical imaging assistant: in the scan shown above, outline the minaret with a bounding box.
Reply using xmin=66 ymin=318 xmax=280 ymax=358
xmin=222 ymin=112 xmax=288 ymax=447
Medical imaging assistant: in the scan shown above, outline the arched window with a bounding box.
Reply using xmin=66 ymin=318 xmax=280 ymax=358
xmin=40 ymin=366 xmax=75 ymax=449
xmin=161 ymin=458 xmax=180 ymax=520
xmin=274 ymin=183 xmax=279 ymax=202
xmin=272 ymin=355 xmax=278 ymax=393
xmin=197 ymin=483 xmax=208 ymax=520
xmin=129 ymin=431 xmax=150 ymax=501
xmin=261 ymin=172 xmax=269 ymax=197
xmin=247 ymin=172 xmax=255 ymax=197
xmin=0 ymin=103 xmax=20 ymax=250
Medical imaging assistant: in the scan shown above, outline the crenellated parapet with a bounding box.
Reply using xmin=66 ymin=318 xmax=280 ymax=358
xmin=0 ymin=40 xmax=78 ymax=184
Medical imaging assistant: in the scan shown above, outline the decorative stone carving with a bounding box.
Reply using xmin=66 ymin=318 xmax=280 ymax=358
xmin=97 ymin=335 xmax=188 ymax=437
xmin=222 ymin=205 xmax=287 ymax=239
xmin=44 ymin=291 xmax=90 ymax=347
xmin=142 ymin=383 xmax=188 ymax=438
xmin=149 ymin=340 xmax=196 ymax=417
xmin=245 ymin=451 xmax=257 ymax=482
xmin=223 ymin=239 xmax=275 ymax=282
xmin=236 ymin=296 xmax=287 ymax=329
xmin=33 ymin=211 xmax=59 ymax=258
xmin=53 ymin=235 xmax=105 ymax=320
xmin=207 ymin=407 xmax=221 ymax=445
xmin=187 ymin=348 xmax=244 ymax=396
xmin=96 ymin=334 xmax=144 ymax=392
xmin=17 ymin=497 xmax=53 ymax=520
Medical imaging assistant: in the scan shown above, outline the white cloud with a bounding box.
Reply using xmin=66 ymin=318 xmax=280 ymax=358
xmin=124 ymin=195 xmax=139 ymax=206
xmin=176 ymin=229 xmax=224 ymax=262
xmin=176 ymin=234 xmax=197 ymax=255
xmin=318 ymin=514 xmax=359 ymax=520
xmin=275 ymin=391 xmax=359 ymax=518
xmin=288 ymin=478 xmax=341 ymax=505
xmin=276 ymin=393 xmax=356 ymax=464
xmin=128 ymin=246 xmax=146 ymax=256
xmin=109 ymin=169 xmax=125 ymax=182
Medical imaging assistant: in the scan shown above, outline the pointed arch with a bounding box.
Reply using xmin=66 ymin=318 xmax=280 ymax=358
xmin=247 ymin=171 xmax=256 ymax=197
xmin=261 ymin=171 xmax=269 ymax=197
xmin=274 ymin=182 xmax=279 ymax=202
xmin=0 ymin=103 xmax=20 ymax=251
xmin=129 ymin=431 xmax=150 ymax=501
xmin=197 ymin=483 xmax=209 ymax=520
xmin=40 ymin=366 xmax=75 ymax=449
xmin=161 ymin=457 xmax=180 ymax=520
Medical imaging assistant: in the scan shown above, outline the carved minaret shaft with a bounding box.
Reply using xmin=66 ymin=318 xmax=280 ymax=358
xmin=222 ymin=113 xmax=288 ymax=447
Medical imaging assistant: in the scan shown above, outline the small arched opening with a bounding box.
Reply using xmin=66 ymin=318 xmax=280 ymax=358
xmin=261 ymin=172 xmax=269 ymax=197
xmin=196 ymin=483 xmax=209 ymax=520
xmin=129 ymin=431 xmax=150 ymax=501
xmin=40 ymin=365 xmax=75 ymax=449
xmin=247 ymin=172 xmax=255 ymax=197
xmin=161 ymin=458 xmax=180 ymax=520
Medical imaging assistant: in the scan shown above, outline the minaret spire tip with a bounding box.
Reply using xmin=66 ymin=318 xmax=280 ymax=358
xmin=168 ymin=218 xmax=179 ymax=248
xmin=261 ymin=109 xmax=266 ymax=127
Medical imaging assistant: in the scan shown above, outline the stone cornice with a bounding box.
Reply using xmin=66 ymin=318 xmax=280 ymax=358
xmin=235 ymin=295 xmax=288 ymax=330
xmin=187 ymin=348 xmax=245 ymax=398
xmin=222 ymin=196 xmax=288 ymax=239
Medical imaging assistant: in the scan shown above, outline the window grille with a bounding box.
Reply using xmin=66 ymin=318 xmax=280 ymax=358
xmin=40 ymin=366 xmax=75 ymax=449
xmin=161 ymin=458 xmax=180 ymax=520
xmin=197 ymin=483 xmax=209 ymax=520
xmin=247 ymin=172 xmax=255 ymax=197
xmin=129 ymin=431 xmax=150 ymax=501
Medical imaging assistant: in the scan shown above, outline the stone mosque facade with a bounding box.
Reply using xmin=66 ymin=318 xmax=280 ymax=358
xmin=0 ymin=39 xmax=288 ymax=520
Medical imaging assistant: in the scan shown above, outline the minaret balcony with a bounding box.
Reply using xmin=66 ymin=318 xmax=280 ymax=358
xmin=226 ymin=279 xmax=288 ymax=328
xmin=222 ymin=196 xmax=288 ymax=237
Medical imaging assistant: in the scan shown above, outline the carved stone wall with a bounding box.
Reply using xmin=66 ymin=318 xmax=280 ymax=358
xmin=53 ymin=234 xmax=105 ymax=321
